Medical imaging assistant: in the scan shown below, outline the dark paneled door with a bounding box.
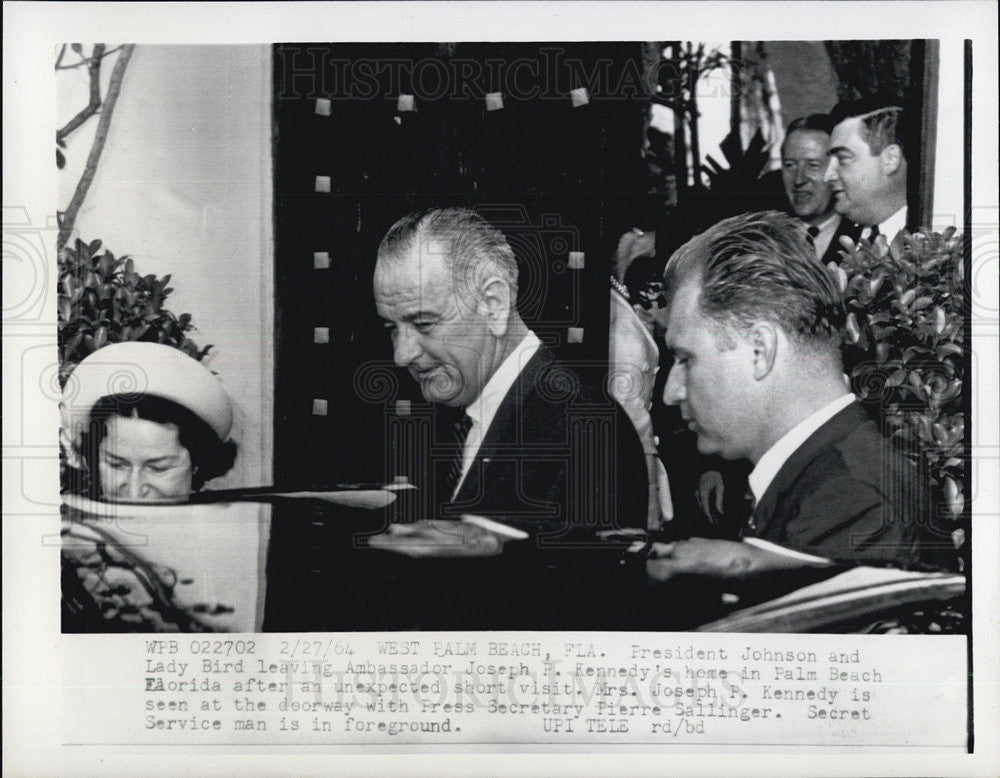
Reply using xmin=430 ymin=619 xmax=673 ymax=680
xmin=272 ymin=42 xmax=648 ymax=486
xmin=268 ymin=43 xmax=648 ymax=628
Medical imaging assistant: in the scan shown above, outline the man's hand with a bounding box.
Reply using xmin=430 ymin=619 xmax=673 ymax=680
xmin=696 ymin=470 xmax=726 ymax=523
xmin=368 ymin=520 xmax=506 ymax=558
xmin=637 ymin=538 xmax=831 ymax=582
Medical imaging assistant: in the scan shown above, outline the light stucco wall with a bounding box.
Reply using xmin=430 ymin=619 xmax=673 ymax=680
xmin=58 ymin=44 xmax=273 ymax=488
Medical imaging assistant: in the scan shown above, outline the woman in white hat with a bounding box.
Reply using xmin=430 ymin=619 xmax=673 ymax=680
xmin=61 ymin=343 xmax=242 ymax=632
xmin=61 ymin=342 xmax=237 ymax=501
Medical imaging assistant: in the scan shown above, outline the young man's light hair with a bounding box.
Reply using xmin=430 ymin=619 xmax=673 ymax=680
xmin=664 ymin=211 xmax=846 ymax=356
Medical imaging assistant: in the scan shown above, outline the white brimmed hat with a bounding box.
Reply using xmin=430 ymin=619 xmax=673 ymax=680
xmin=61 ymin=342 xmax=233 ymax=441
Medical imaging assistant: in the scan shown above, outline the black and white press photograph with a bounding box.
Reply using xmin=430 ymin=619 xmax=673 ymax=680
xmin=51 ymin=38 xmax=969 ymax=634
xmin=3 ymin=2 xmax=998 ymax=774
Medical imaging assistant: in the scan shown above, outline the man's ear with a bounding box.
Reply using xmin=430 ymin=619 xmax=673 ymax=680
xmin=478 ymin=276 xmax=512 ymax=337
xmin=880 ymin=143 xmax=903 ymax=176
xmin=748 ymin=321 xmax=778 ymax=381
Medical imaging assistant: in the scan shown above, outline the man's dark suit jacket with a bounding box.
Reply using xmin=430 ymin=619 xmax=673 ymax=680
xmin=375 ymin=344 xmax=650 ymax=629
xmin=818 ymin=215 xmax=862 ymax=265
xmin=265 ymin=344 xmax=648 ymax=632
xmin=438 ymin=344 xmax=648 ymax=539
xmin=743 ymin=402 xmax=927 ymax=567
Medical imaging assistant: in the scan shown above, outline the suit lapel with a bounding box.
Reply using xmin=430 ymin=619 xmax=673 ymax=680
xmin=749 ymin=403 xmax=867 ymax=536
xmin=453 ymin=346 xmax=555 ymax=503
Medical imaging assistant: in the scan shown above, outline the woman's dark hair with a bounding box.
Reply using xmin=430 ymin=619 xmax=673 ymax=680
xmin=75 ymin=394 xmax=237 ymax=497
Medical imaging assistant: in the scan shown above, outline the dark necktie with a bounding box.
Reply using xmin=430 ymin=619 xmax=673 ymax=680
xmin=806 ymin=225 xmax=819 ymax=252
xmin=443 ymin=412 xmax=473 ymax=500
xmin=741 ymin=485 xmax=758 ymax=535
xmin=868 ymin=224 xmax=880 ymax=241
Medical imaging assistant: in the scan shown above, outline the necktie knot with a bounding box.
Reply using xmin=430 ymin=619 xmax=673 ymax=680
xmin=805 ymin=225 xmax=820 ymax=250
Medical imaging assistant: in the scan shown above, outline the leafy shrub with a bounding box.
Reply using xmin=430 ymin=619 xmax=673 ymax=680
xmin=57 ymin=237 xmax=211 ymax=386
xmin=57 ymin=237 xmax=227 ymax=631
xmin=834 ymin=227 xmax=965 ymax=562
xmin=62 ymin=514 xmax=228 ymax=632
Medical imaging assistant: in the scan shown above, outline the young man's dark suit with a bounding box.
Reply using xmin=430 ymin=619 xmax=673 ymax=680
xmin=818 ymin=216 xmax=863 ymax=266
xmin=742 ymin=401 xmax=928 ymax=567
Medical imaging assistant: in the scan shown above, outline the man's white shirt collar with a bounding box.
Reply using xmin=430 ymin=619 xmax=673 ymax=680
xmin=748 ymin=392 xmax=857 ymax=505
xmin=862 ymin=205 xmax=907 ymax=242
xmin=454 ymin=331 xmax=541 ymax=495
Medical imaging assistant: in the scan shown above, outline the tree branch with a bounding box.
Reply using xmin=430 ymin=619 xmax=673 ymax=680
xmin=58 ymin=44 xmax=135 ymax=251
xmin=55 ymin=58 xmax=90 ymax=71
xmin=56 ymin=45 xmax=124 ymax=70
xmin=56 ymin=44 xmax=106 ymax=143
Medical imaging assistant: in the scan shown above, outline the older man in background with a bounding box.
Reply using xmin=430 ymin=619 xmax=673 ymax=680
xmin=781 ymin=114 xmax=861 ymax=264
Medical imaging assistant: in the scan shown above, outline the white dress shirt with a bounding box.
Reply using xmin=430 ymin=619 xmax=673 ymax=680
xmin=809 ymin=212 xmax=842 ymax=260
xmin=453 ymin=331 xmax=541 ymax=497
xmin=861 ymin=205 xmax=907 ymax=243
xmin=742 ymin=392 xmax=857 ymax=563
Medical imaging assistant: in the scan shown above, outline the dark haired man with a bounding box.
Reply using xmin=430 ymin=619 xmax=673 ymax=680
xmin=781 ymin=114 xmax=861 ymax=264
xmin=825 ymin=96 xmax=911 ymax=243
xmin=643 ymin=211 xmax=925 ymax=583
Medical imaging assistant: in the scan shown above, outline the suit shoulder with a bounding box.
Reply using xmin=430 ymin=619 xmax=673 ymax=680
xmin=837 ymin=417 xmax=918 ymax=490
xmin=779 ymin=444 xmax=922 ymax=566
xmin=788 ymin=418 xmax=902 ymax=494
xmin=785 ymin=417 xmax=925 ymax=532
xmin=787 ymin=446 xmax=883 ymax=514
